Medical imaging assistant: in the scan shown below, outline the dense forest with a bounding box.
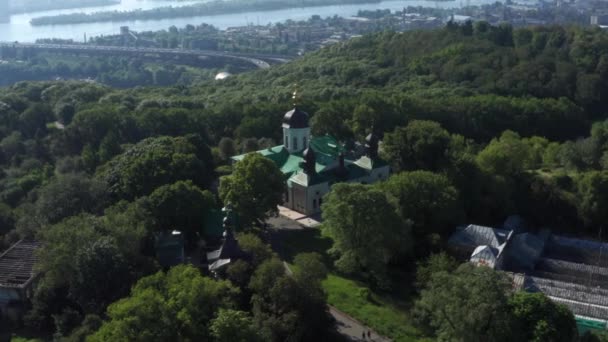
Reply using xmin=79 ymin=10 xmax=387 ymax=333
xmin=0 ymin=54 xmax=235 ymax=88
xmin=2 ymin=23 xmax=608 ymax=341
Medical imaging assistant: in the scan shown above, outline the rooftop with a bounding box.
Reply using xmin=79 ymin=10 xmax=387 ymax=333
xmin=232 ymin=135 xmax=380 ymax=185
xmin=0 ymin=240 xmax=40 ymax=289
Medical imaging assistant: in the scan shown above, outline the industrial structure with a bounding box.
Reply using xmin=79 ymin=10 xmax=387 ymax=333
xmin=449 ymin=217 xmax=608 ymax=332
xmin=0 ymin=240 xmax=40 ymax=323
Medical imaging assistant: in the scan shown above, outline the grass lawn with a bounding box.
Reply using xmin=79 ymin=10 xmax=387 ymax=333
xmin=277 ymin=228 xmax=431 ymax=342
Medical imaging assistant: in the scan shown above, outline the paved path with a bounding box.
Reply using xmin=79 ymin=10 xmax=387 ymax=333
xmin=330 ymin=306 xmax=391 ymax=342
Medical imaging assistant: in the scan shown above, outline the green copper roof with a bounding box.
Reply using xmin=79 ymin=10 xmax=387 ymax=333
xmin=232 ymin=134 xmax=388 ymax=187
xmin=310 ymin=135 xmax=343 ymax=157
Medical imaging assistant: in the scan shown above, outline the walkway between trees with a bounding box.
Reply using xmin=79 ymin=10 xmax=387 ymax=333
xmin=329 ymin=305 xmax=391 ymax=342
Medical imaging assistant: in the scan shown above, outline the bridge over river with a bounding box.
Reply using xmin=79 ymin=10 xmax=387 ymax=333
xmin=0 ymin=42 xmax=294 ymax=69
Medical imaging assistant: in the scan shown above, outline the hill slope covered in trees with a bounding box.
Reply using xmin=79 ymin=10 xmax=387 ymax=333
xmin=2 ymin=23 xmax=608 ymax=341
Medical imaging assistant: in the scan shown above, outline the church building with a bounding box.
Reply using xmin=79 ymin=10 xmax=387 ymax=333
xmin=232 ymin=106 xmax=390 ymax=216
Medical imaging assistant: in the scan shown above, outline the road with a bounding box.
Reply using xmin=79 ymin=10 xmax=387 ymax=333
xmin=0 ymin=42 xmax=294 ymax=69
xmin=330 ymin=306 xmax=391 ymax=342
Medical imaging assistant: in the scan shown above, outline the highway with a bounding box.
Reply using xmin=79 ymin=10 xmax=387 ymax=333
xmin=0 ymin=42 xmax=295 ymax=69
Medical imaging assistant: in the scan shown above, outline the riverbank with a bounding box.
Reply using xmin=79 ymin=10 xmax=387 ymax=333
xmin=30 ymin=0 xmax=382 ymax=26
xmin=10 ymin=0 xmax=119 ymax=14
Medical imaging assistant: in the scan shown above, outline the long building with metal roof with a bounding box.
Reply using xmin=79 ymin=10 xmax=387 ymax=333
xmin=0 ymin=240 xmax=40 ymax=319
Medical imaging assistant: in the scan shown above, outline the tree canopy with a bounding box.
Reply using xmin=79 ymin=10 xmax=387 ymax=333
xmin=219 ymin=153 xmax=285 ymax=226
xmin=90 ymin=265 xmax=238 ymax=342
xmin=321 ymin=183 xmax=411 ymax=285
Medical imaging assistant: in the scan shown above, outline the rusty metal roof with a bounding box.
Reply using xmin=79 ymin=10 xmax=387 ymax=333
xmin=0 ymin=240 xmax=40 ymax=289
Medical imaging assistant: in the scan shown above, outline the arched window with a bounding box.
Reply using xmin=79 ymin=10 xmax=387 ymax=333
xmin=303 ymin=136 xmax=307 ymax=149
xmin=284 ymin=135 xmax=289 ymax=148
xmin=313 ymin=199 xmax=317 ymax=209
xmin=293 ymin=137 xmax=298 ymax=150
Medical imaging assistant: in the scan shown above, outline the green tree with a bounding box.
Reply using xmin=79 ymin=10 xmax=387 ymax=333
xmin=381 ymin=171 xmax=462 ymax=237
xmin=293 ymin=252 xmax=327 ymax=300
xmin=143 ymin=180 xmax=215 ymax=240
xmin=219 ymin=153 xmax=285 ymax=226
xmin=237 ymin=233 xmax=275 ymax=267
xmin=415 ymin=252 xmax=459 ymax=289
xmin=349 ymin=104 xmax=379 ymax=138
xmin=241 ymin=138 xmax=260 ymax=153
xmin=382 ymin=120 xmax=451 ymax=172
xmin=321 ymin=183 xmax=410 ymax=284
xmin=98 ymin=132 xmax=122 ymax=163
xmin=63 ymin=314 xmax=102 ymax=342
xmin=218 ymin=137 xmax=237 ymax=161
xmin=477 ymin=131 xmax=530 ymax=176
xmin=99 ymin=135 xmax=213 ymax=200
xmin=19 ymin=103 xmax=51 ymax=138
xmin=249 ymin=257 xmax=332 ymax=342
xmin=508 ymin=292 xmax=577 ymax=342
xmin=209 ymin=309 xmax=262 ymax=342
xmin=71 ymin=237 xmax=131 ymax=314
xmin=35 ymin=173 xmax=107 ymax=225
xmin=0 ymin=131 xmax=24 ymax=162
xmin=576 ymin=171 xmax=608 ymax=227
xmin=90 ymin=265 xmax=238 ymax=342
xmin=81 ymin=144 xmax=98 ymax=173
xmin=37 ymin=214 xmax=104 ymax=287
xmin=414 ymin=263 xmax=515 ymax=342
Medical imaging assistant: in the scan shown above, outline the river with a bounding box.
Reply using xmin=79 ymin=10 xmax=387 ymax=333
xmin=0 ymin=0 xmax=502 ymax=43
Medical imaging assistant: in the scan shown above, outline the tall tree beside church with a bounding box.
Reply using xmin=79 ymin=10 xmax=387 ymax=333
xmin=219 ymin=153 xmax=285 ymax=227
xmin=382 ymin=120 xmax=452 ymax=172
xmin=380 ymin=171 xmax=463 ymax=238
xmin=321 ymin=183 xmax=410 ymax=286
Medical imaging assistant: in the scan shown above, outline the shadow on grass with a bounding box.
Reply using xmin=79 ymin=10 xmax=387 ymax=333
xmin=273 ymin=228 xmax=334 ymax=264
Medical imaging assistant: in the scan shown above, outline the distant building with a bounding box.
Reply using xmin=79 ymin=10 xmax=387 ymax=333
xmin=232 ymin=104 xmax=390 ymax=216
xmin=0 ymin=240 xmax=40 ymax=323
xmin=591 ymin=14 xmax=608 ymax=27
xmin=449 ymin=217 xmax=608 ymax=332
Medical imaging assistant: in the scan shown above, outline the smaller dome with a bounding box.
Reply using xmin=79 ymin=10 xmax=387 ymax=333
xmin=215 ymin=72 xmax=232 ymax=81
xmin=282 ymin=107 xmax=309 ymax=129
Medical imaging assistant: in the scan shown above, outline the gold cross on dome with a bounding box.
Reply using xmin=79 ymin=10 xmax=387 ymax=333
xmin=292 ymin=83 xmax=300 ymax=107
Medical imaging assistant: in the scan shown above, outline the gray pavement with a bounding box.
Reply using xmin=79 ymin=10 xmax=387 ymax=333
xmin=330 ymin=306 xmax=392 ymax=342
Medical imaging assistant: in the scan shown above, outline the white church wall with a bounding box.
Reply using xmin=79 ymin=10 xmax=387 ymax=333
xmin=283 ymin=127 xmax=310 ymax=153
xmin=304 ymin=182 xmax=330 ymax=215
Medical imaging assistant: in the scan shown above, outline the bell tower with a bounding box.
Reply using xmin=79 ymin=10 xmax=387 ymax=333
xmin=282 ymin=86 xmax=310 ymax=154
